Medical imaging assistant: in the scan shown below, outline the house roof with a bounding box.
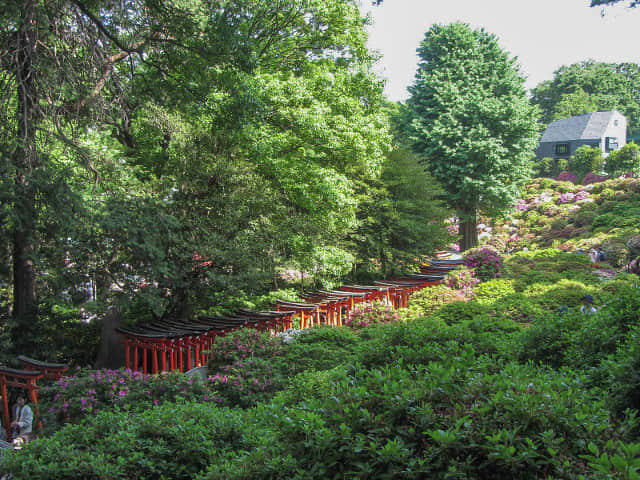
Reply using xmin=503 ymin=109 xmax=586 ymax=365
xmin=540 ymin=111 xmax=623 ymax=143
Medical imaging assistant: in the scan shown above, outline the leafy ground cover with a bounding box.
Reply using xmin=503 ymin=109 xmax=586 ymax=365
xmin=2 ymin=179 xmax=640 ymax=478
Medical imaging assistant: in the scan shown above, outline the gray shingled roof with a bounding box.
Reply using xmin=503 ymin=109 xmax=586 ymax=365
xmin=540 ymin=111 xmax=617 ymax=142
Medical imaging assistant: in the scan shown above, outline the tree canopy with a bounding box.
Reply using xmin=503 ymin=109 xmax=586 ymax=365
xmin=0 ymin=0 xmax=398 ymax=330
xmin=405 ymin=22 xmax=539 ymax=251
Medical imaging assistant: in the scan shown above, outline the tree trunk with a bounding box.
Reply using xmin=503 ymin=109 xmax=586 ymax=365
xmin=12 ymin=2 xmax=39 ymax=318
xmin=458 ymin=212 xmax=478 ymax=252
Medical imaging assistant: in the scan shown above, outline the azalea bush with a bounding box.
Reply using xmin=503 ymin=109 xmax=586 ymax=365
xmin=209 ymin=357 xmax=285 ymax=408
xmin=474 ymin=279 xmax=516 ymax=304
xmin=206 ymin=328 xmax=286 ymax=407
xmin=445 ymin=267 xmax=480 ymax=299
xmin=39 ymin=369 xmax=220 ymax=433
xmin=557 ymin=171 xmax=577 ymax=183
xmin=463 ymin=247 xmax=504 ymax=281
xmin=207 ymin=328 xmax=282 ymax=370
xmin=583 ymin=172 xmax=609 ymax=185
xmin=405 ymin=285 xmax=465 ymax=318
xmin=345 ymin=301 xmax=400 ymax=329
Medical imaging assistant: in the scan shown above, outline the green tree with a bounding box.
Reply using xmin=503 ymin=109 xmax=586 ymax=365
xmin=567 ymin=145 xmax=605 ymax=182
xmin=352 ymin=145 xmax=451 ymax=278
xmin=605 ymin=141 xmax=640 ymax=176
xmin=406 ymin=22 xmax=539 ymax=251
xmin=1 ymin=0 xmax=390 ymax=329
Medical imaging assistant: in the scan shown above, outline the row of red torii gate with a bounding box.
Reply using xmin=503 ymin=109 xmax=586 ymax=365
xmin=116 ymin=256 xmax=462 ymax=375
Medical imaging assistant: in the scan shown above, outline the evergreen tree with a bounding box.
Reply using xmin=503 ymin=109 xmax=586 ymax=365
xmin=406 ymin=22 xmax=539 ymax=251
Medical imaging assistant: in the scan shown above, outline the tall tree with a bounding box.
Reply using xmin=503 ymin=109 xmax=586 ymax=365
xmin=405 ymin=22 xmax=539 ymax=251
xmin=1 ymin=0 xmax=389 ymax=325
xmin=352 ymin=144 xmax=451 ymax=278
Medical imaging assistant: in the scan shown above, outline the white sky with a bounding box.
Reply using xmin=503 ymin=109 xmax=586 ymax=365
xmin=361 ymin=0 xmax=640 ymax=102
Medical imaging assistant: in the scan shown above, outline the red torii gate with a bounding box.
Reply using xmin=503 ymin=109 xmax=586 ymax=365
xmin=117 ymin=310 xmax=295 ymax=374
xmin=340 ymin=284 xmax=393 ymax=306
xmin=273 ymin=301 xmax=320 ymax=329
xmin=0 ymin=357 xmax=69 ymax=440
xmin=115 ymin=264 xmax=460 ymax=374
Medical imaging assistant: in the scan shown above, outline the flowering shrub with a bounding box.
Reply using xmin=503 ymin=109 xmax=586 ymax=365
xmin=40 ymin=368 xmax=220 ymax=432
xmin=557 ymin=171 xmax=577 ymax=183
xmin=506 ymin=234 xmax=520 ymax=250
xmin=557 ymin=192 xmax=575 ymax=204
xmin=207 ymin=328 xmax=281 ymax=370
xmin=583 ymin=172 xmax=609 ymax=185
xmin=463 ymin=247 xmax=504 ymax=282
xmin=205 ymin=328 xmax=286 ymax=406
xmin=276 ymin=328 xmax=307 ymax=344
xmin=574 ymin=190 xmax=590 ymax=202
xmin=209 ymin=357 xmax=284 ymax=407
xmin=446 ymin=223 xmax=459 ymax=235
xmin=345 ymin=301 xmax=400 ymax=329
xmin=534 ymin=191 xmax=554 ymax=204
xmin=279 ymin=269 xmax=310 ymax=283
xmin=445 ymin=267 xmax=480 ymax=299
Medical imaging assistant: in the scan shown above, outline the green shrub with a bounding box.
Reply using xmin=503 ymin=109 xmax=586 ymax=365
xmin=515 ymin=311 xmax=583 ymax=367
xmin=598 ymin=326 xmax=640 ymax=416
xmin=572 ymin=209 xmax=597 ymax=228
xmin=602 ymin=240 xmax=630 ymax=267
xmin=596 ymin=188 xmax=617 ymax=203
xmin=405 ymin=285 xmax=465 ymax=318
xmin=0 ymin=402 xmax=251 ymax=480
xmin=568 ymin=145 xmax=604 ymax=182
xmin=273 ymin=325 xmax=359 ymax=376
xmin=474 ymin=279 xmax=516 ymax=304
xmin=202 ymin=358 xmax=638 ymax=480
xmin=604 ymin=142 xmax=640 ymax=177
xmin=591 ymin=212 xmax=617 ymax=231
xmin=536 ymin=279 xmax=591 ymax=309
xmin=533 ymin=156 xmax=554 ymax=177
xmin=432 ymin=299 xmax=488 ymax=325
xmin=486 ymin=292 xmax=544 ymax=324
xmin=513 ymin=270 xmax=562 ymax=291
xmin=39 ymin=369 xmax=221 ymax=433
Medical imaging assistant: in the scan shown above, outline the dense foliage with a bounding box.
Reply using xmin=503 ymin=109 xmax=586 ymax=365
xmin=405 ymin=22 xmax=539 ymax=251
xmin=0 ymin=0 xmax=454 ymax=363
xmin=3 ymin=0 xmax=640 ymax=476
xmin=3 ymin=180 xmax=640 ymax=477
xmin=4 ymin=250 xmax=640 ymax=477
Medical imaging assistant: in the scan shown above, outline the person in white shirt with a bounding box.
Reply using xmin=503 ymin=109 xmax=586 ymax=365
xmin=10 ymin=394 xmax=33 ymax=443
